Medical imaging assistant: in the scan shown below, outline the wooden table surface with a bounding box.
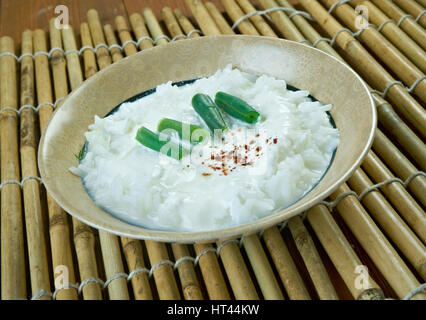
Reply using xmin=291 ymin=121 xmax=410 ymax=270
xmin=0 ymin=0 xmax=299 ymax=42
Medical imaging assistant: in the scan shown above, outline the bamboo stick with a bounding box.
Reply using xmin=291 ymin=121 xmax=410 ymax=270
xmin=288 ymin=217 xmax=339 ymax=300
xmin=87 ymin=9 xmax=112 ymax=69
xmin=143 ymin=7 xmax=168 ymax=46
xmin=61 ymin=26 xmax=83 ymax=90
xmin=373 ymin=129 xmax=426 ymax=207
xmin=319 ymin=0 xmax=426 ymax=103
xmin=129 ymin=13 xmax=154 ymax=50
xmin=371 ymin=0 xmax=426 ymax=50
xmin=80 ymin=22 xmax=98 ymax=79
xmin=376 ymin=103 xmax=426 ymax=170
xmin=393 ymin=0 xmax=426 ymax=27
xmin=104 ymin=24 xmax=124 ymax=63
xmin=216 ymin=239 xmax=259 ymax=299
xmin=98 ymin=231 xmax=129 ymax=300
xmin=33 ymin=29 xmax=79 ymax=300
xmin=72 ymin=220 xmax=103 ymax=300
xmin=347 ymin=169 xmax=426 ymax=280
xmin=19 ymin=30 xmax=51 ymax=300
xmin=416 ymin=0 xmax=426 ymax=8
xmin=120 ymin=238 xmax=153 ymax=300
xmin=349 ymin=0 xmax=426 ymax=73
xmin=185 ymin=0 xmax=222 ymax=35
xmin=171 ymin=243 xmax=204 ymax=300
xmin=59 ymin=25 xmax=103 ymax=300
xmin=173 ymin=9 xmax=201 ymax=37
xmin=221 ymin=0 xmax=260 ymax=35
xmin=361 ymin=151 xmax=426 ymax=243
xmin=298 ymin=0 xmax=426 ymax=138
xmin=193 ymin=243 xmax=231 ymax=299
xmin=161 ymin=7 xmax=185 ymax=39
xmin=49 ymin=20 xmax=69 ymax=99
xmin=205 ymin=1 xmax=236 ymax=35
xmin=145 ymin=241 xmax=181 ymax=299
xmin=259 ymin=0 xmax=305 ymax=40
xmin=262 ymin=227 xmax=311 ymax=300
xmin=306 ymin=206 xmax=385 ymax=300
xmin=242 ymin=234 xmax=284 ymax=300
xmin=115 ymin=16 xmax=138 ymax=56
xmin=236 ymin=0 xmax=278 ymax=36
xmin=0 ymin=36 xmax=27 ymax=300
xmin=330 ymin=184 xmax=426 ymax=299
xmin=85 ymin=11 xmax=131 ymax=300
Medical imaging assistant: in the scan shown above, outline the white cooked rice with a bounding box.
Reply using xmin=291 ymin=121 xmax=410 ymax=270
xmin=70 ymin=65 xmax=339 ymax=231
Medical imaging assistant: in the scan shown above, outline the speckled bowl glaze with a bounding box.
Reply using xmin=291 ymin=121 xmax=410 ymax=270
xmin=38 ymin=35 xmax=376 ymax=243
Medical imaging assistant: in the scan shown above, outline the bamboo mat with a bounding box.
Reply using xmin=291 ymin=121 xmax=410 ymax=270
xmin=0 ymin=0 xmax=425 ymax=301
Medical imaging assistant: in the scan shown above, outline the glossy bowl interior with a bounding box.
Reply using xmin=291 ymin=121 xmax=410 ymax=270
xmin=38 ymin=35 xmax=376 ymax=243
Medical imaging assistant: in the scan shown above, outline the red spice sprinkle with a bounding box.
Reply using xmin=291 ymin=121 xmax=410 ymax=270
xmin=273 ymin=138 xmax=278 ymax=144
xmin=255 ymin=134 xmax=260 ymax=137
xmin=256 ymin=146 xmax=262 ymax=152
xmin=202 ymin=173 xmax=211 ymax=176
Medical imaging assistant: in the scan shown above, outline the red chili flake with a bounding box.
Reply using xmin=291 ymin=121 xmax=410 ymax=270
xmin=255 ymin=134 xmax=260 ymax=137
xmin=201 ymin=162 xmax=205 ymax=165
xmin=210 ymin=154 xmax=215 ymax=160
xmin=256 ymin=146 xmax=262 ymax=152
xmin=273 ymin=138 xmax=278 ymax=144
xmin=202 ymin=173 xmax=211 ymax=176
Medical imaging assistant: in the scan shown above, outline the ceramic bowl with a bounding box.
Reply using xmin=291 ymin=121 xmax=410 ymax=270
xmin=38 ymin=35 xmax=376 ymax=243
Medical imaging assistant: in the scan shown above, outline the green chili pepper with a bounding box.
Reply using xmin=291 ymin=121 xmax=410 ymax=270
xmin=135 ymin=126 xmax=188 ymax=160
xmin=191 ymin=93 xmax=228 ymax=132
xmin=157 ymin=118 xmax=208 ymax=143
xmin=215 ymin=91 xmax=260 ymax=124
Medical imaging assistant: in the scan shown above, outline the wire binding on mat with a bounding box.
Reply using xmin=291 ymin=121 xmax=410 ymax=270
xmin=377 ymin=19 xmax=395 ymax=32
xmin=31 ymin=289 xmax=53 ymax=300
xmin=319 ymin=171 xmax=425 ymax=211
xmin=174 ymin=256 xmax=196 ymax=270
xmin=0 ymin=31 xmax=204 ymax=63
xmin=0 ymin=97 xmax=66 ymax=117
xmin=370 ymin=75 xmax=426 ymax=98
xmin=397 ymin=14 xmax=414 ymax=26
xmin=52 ymin=283 xmax=79 ymax=300
xmin=0 ymin=176 xmax=43 ymax=190
xmin=312 ymin=37 xmax=332 ymax=47
xmin=77 ymin=277 xmax=105 ymax=295
xmin=231 ymin=7 xmax=315 ymax=30
xmin=403 ymin=283 xmax=426 ymax=300
xmin=415 ymin=10 xmax=426 ymax=23
xmin=328 ymin=0 xmax=351 ymax=14
xmin=330 ymin=27 xmax=353 ymax=46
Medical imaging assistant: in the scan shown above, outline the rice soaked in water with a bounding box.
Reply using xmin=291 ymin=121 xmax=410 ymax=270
xmin=71 ymin=65 xmax=339 ymax=231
